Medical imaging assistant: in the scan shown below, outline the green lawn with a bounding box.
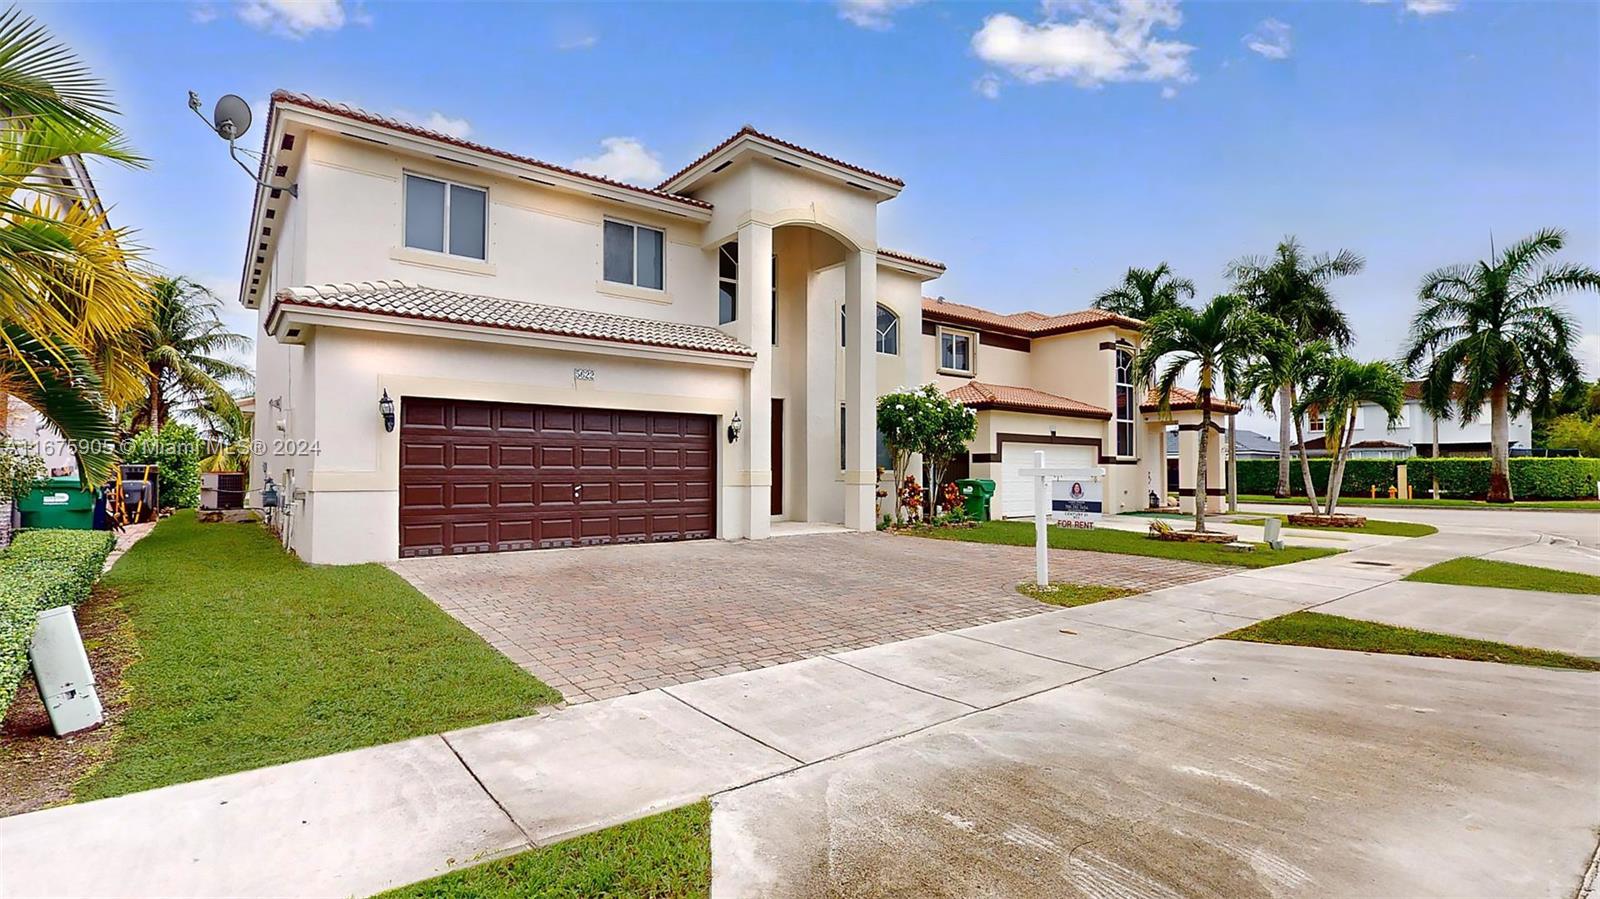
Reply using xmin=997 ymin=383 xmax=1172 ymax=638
xmin=77 ymin=512 xmax=560 ymax=801
xmin=1222 ymin=611 xmax=1600 ymax=671
xmin=904 ymin=520 xmax=1339 ymax=568
xmin=379 ymin=802 xmax=710 ymax=899
xmin=1239 ymin=494 xmax=1600 ymax=512
xmin=1404 ymin=557 xmax=1600 ymax=595
xmin=1016 ymin=583 xmax=1139 ymax=607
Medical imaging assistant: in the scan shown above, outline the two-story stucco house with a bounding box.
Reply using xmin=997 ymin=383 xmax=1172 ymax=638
xmin=1293 ymin=380 xmax=1533 ymax=459
xmin=242 ymin=92 xmax=1228 ymax=564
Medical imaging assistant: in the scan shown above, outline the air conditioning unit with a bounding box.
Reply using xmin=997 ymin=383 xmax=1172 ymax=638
xmin=29 ymin=606 xmax=103 ymax=736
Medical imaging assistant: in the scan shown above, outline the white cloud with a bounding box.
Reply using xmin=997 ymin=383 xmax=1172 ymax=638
xmin=237 ymin=0 xmax=352 ymax=38
xmin=971 ymin=0 xmax=1194 ymax=91
xmin=974 ymin=72 xmax=1002 ymax=100
xmin=189 ymin=2 xmax=218 ymax=24
xmin=1161 ymin=85 xmax=1178 ymax=99
xmin=558 ymin=33 xmax=598 ymax=50
xmin=572 ymin=137 xmax=666 ymax=184
xmin=1404 ymin=0 xmax=1457 ymax=15
xmin=394 ymin=109 xmax=473 ymax=140
xmin=1244 ymin=18 xmax=1292 ymax=60
xmin=1579 ymin=333 xmax=1600 ymax=378
xmin=837 ymin=0 xmax=920 ymax=30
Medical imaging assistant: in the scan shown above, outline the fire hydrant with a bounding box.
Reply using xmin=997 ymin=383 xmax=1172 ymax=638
xmin=1387 ymin=485 xmax=1398 ymax=499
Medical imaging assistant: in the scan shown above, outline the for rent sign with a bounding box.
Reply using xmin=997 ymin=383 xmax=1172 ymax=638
xmin=1050 ymin=478 xmax=1102 ymax=529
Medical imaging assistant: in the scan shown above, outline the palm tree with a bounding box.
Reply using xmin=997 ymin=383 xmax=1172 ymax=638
xmin=1242 ymin=338 xmax=1335 ymax=515
xmin=1299 ymin=358 xmax=1406 ymax=517
xmin=197 ymin=392 xmax=252 ymax=474
xmin=0 ymin=8 xmax=150 ymax=484
xmin=1092 ymin=263 xmax=1195 ymax=321
xmin=1135 ymin=295 xmax=1270 ymax=533
xmin=1228 ymin=237 xmax=1363 ymax=499
xmin=1403 ymin=229 xmax=1597 ymax=503
xmin=137 ymin=277 xmax=251 ymax=431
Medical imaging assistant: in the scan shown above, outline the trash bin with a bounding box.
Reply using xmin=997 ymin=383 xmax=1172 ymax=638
xmin=955 ymin=478 xmax=996 ymax=520
xmin=17 ymin=476 xmax=97 ymax=530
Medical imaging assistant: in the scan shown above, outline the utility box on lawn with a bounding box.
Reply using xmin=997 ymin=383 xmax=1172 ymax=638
xmin=30 ymin=606 xmax=103 ymax=736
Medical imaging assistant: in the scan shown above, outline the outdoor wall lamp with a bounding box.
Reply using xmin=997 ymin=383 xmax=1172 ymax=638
xmin=727 ymin=411 xmax=742 ymax=444
xmin=379 ymin=389 xmax=396 ymax=433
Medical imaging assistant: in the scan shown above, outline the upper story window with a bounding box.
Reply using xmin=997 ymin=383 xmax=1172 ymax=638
xmin=1115 ymin=349 xmax=1135 ymax=457
xmin=604 ymin=219 xmax=664 ymax=290
xmin=876 ymin=304 xmax=899 ymax=355
xmin=718 ymin=242 xmax=737 ymax=324
xmin=404 ymin=173 xmax=486 ymax=260
xmin=939 ymin=328 xmax=973 ymax=374
xmin=1306 ymin=410 xmax=1326 ymax=432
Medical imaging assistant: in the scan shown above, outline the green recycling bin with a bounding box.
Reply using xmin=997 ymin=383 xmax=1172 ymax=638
xmin=955 ymin=478 xmax=996 ymax=520
xmin=18 ymin=476 xmax=97 ymax=530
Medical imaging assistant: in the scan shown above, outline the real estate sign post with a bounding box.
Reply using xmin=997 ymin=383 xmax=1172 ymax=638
xmin=1021 ymin=450 xmax=1107 ymax=586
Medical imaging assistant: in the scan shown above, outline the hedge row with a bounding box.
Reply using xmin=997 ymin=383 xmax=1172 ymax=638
xmin=0 ymin=529 xmax=117 ymax=722
xmin=1236 ymin=457 xmax=1600 ymax=500
xmin=1407 ymin=457 xmax=1600 ymax=500
xmin=1235 ymin=459 xmax=1399 ymax=497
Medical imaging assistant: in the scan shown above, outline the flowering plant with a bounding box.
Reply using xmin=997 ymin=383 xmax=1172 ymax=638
xmin=898 ymin=475 xmax=923 ymax=520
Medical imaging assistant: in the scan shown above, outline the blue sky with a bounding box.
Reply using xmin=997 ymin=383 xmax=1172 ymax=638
xmin=31 ymin=0 xmax=1600 ymax=429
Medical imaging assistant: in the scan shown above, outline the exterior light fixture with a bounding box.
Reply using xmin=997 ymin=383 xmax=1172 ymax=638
xmin=727 ymin=411 xmax=743 ymax=444
xmin=379 ymin=389 xmax=396 ymax=433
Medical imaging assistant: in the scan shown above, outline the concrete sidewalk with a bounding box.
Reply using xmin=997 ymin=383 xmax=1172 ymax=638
xmin=1320 ymin=579 xmax=1600 ymax=657
xmin=0 ymin=527 xmax=1545 ymax=898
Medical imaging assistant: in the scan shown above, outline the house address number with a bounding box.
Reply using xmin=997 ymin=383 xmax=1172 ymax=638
xmin=574 ymin=368 xmax=596 ymax=382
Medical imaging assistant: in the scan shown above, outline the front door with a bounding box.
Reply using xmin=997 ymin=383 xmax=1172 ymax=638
xmin=771 ymin=398 xmax=784 ymax=515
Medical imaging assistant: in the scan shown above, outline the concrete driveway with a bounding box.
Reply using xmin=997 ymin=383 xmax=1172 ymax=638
xmin=712 ymin=640 xmax=1600 ymax=898
xmin=393 ymin=532 xmax=1227 ymax=702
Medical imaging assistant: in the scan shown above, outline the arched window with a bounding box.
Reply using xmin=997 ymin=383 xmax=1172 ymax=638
xmin=875 ymin=304 xmax=899 ymax=355
xmin=1115 ymin=349 xmax=1135 ymax=457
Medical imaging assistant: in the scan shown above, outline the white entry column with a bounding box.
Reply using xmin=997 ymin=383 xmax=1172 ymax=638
xmin=842 ymin=248 xmax=877 ymax=530
xmin=737 ymin=221 xmax=774 ymax=540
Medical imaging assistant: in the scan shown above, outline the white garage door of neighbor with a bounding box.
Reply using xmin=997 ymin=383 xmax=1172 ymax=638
xmin=999 ymin=443 xmax=1096 ymax=519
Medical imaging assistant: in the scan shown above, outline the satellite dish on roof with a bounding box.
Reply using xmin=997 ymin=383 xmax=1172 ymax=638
xmin=211 ymin=94 xmax=252 ymax=141
xmin=186 ymin=89 xmax=296 ymax=198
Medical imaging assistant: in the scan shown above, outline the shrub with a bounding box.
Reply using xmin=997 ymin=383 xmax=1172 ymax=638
xmin=0 ymin=528 xmax=117 ymax=721
xmin=125 ymin=422 xmax=203 ymax=508
xmin=1405 ymin=457 xmax=1600 ymax=499
xmin=1235 ymin=459 xmax=1398 ymax=497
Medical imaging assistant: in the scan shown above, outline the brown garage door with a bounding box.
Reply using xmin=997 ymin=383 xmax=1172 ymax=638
xmin=399 ymin=397 xmax=716 ymax=557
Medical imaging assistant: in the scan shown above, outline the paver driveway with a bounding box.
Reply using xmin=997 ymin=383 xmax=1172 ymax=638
xmin=393 ymin=532 xmax=1228 ymax=702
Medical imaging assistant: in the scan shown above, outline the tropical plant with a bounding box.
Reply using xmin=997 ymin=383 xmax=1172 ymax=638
xmin=1402 ymin=229 xmax=1598 ymax=502
xmin=921 ymin=389 xmax=977 ymax=512
xmin=1092 ymin=263 xmax=1195 ymax=321
xmin=1546 ymin=415 xmax=1600 ymax=458
xmin=1297 ymin=357 xmax=1406 ymax=516
xmin=197 ymin=393 xmax=252 ymax=473
xmin=1241 ymin=338 xmax=1335 ymax=515
xmin=1135 ymin=295 xmax=1270 ymax=533
xmin=136 ymin=277 xmax=251 ymax=431
xmin=1228 ymin=237 xmax=1363 ymax=499
xmin=0 ymin=8 xmax=150 ymax=485
xmin=875 ymin=384 xmax=976 ymax=523
xmin=877 ymin=387 xmax=933 ymax=523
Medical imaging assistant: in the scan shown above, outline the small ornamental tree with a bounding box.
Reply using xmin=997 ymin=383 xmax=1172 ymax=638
xmin=920 ymin=386 xmax=978 ymax=508
xmin=877 ymin=386 xmax=933 ymax=523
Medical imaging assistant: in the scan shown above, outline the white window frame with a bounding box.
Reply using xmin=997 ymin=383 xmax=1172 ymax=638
xmin=1114 ymin=349 xmax=1136 ymax=458
xmin=875 ymin=304 xmax=900 ymax=355
xmin=1307 ymin=411 xmax=1327 ymax=433
xmin=402 ymin=171 xmax=488 ymax=260
xmin=603 ymin=217 xmax=666 ymax=291
xmin=718 ymin=241 xmax=737 ymax=324
xmin=938 ymin=327 xmax=974 ymax=375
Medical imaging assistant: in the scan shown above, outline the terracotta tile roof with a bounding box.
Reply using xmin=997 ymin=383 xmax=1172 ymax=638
xmin=922 ymin=298 xmax=1141 ymax=337
xmin=947 ymin=381 xmax=1111 ymax=420
xmin=270 ymin=91 xmax=711 ymax=210
xmin=877 ymin=248 xmax=947 ymax=272
xmin=1292 ymin=436 xmax=1410 ymax=451
xmin=269 ymin=281 xmax=755 ymax=357
xmin=658 ymin=125 xmax=904 ymax=191
xmin=1402 ymin=379 xmax=1468 ymax=402
xmin=1141 ymin=386 xmax=1242 ymax=415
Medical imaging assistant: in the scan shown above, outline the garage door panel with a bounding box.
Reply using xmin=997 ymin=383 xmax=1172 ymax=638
xmin=400 ymin=397 xmax=715 ymax=557
xmin=498 ymin=444 xmax=536 ymax=468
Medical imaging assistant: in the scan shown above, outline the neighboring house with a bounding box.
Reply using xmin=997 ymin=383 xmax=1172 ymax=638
xmin=241 ymin=92 xmax=1230 ymax=564
xmin=1164 ymin=428 xmax=1277 ymax=495
xmin=922 ymin=298 xmax=1236 ymax=520
xmin=1293 ymin=380 xmax=1532 ymax=459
